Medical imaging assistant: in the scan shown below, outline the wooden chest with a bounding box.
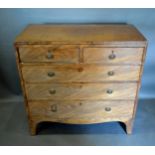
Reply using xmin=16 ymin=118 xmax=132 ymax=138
xmin=14 ymin=24 xmax=147 ymax=135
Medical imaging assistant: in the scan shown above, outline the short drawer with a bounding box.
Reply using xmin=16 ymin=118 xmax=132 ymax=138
xmin=22 ymin=64 xmax=141 ymax=83
xmin=18 ymin=45 xmax=79 ymax=63
xmin=25 ymin=83 xmax=137 ymax=100
xmin=28 ymin=100 xmax=134 ymax=124
xmin=83 ymin=48 xmax=143 ymax=64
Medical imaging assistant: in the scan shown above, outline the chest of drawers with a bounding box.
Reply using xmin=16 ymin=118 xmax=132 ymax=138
xmin=14 ymin=24 xmax=147 ymax=135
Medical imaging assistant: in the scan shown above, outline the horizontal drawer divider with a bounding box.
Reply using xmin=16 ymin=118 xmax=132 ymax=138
xmin=20 ymin=63 xmax=144 ymax=66
xmin=27 ymin=99 xmax=136 ymax=102
xmin=24 ymin=81 xmax=139 ymax=84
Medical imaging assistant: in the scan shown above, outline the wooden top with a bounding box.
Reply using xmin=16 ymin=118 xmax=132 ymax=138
xmin=15 ymin=24 xmax=147 ymax=46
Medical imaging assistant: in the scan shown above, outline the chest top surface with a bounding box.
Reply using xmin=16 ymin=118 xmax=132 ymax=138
xmin=15 ymin=24 xmax=147 ymax=46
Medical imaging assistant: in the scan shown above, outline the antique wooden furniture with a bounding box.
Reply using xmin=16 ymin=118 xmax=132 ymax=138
xmin=14 ymin=24 xmax=147 ymax=135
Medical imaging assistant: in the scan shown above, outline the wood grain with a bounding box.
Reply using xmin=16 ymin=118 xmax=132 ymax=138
xmin=25 ymin=83 xmax=137 ymax=100
xmin=15 ymin=24 xmax=147 ymax=46
xmin=19 ymin=45 xmax=79 ymax=63
xmin=28 ymin=100 xmax=134 ymax=124
xmin=14 ymin=24 xmax=147 ymax=135
xmin=14 ymin=47 xmax=36 ymax=135
xmin=84 ymin=48 xmax=143 ymax=64
xmin=22 ymin=64 xmax=141 ymax=83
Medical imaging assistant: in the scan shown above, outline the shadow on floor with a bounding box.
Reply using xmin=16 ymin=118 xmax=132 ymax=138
xmin=37 ymin=121 xmax=126 ymax=135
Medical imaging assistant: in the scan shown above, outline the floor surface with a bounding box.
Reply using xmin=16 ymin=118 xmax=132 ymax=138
xmin=0 ymin=97 xmax=155 ymax=146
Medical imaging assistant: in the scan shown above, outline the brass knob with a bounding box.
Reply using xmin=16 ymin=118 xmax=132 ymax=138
xmin=49 ymin=89 xmax=56 ymax=94
xmin=79 ymin=102 xmax=83 ymax=106
xmin=107 ymin=89 xmax=113 ymax=94
xmin=46 ymin=51 xmax=54 ymax=59
xmin=51 ymin=104 xmax=57 ymax=112
xmin=47 ymin=72 xmax=55 ymax=77
xmin=108 ymin=71 xmax=114 ymax=76
xmin=78 ymin=67 xmax=84 ymax=72
xmin=109 ymin=53 xmax=116 ymax=60
xmin=105 ymin=107 xmax=111 ymax=112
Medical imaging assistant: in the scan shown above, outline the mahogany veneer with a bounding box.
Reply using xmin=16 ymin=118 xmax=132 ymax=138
xmin=14 ymin=24 xmax=147 ymax=135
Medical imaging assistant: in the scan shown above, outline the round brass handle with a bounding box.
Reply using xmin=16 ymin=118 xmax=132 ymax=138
xmin=109 ymin=53 xmax=116 ymax=60
xmin=105 ymin=107 xmax=111 ymax=112
xmin=47 ymin=72 xmax=55 ymax=77
xmin=46 ymin=51 xmax=54 ymax=59
xmin=49 ymin=89 xmax=56 ymax=94
xmin=51 ymin=104 xmax=57 ymax=112
xmin=108 ymin=71 xmax=114 ymax=76
xmin=107 ymin=89 xmax=113 ymax=94
xmin=79 ymin=102 xmax=83 ymax=106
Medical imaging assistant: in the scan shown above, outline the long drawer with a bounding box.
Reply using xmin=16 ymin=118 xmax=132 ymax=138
xmin=22 ymin=64 xmax=141 ymax=83
xmin=83 ymin=48 xmax=143 ymax=64
xmin=25 ymin=83 xmax=137 ymax=100
xmin=28 ymin=100 xmax=134 ymax=124
xmin=19 ymin=45 xmax=79 ymax=63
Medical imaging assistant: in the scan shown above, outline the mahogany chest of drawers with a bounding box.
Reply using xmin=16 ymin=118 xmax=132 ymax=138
xmin=14 ymin=24 xmax=147 ymax=135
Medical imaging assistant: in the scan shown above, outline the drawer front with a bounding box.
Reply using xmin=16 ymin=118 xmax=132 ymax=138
xmin=83 ymin=48 xmax=143 ymax=64
xmin=28 ymin=100 xmax=134 ymax=123
xmin=19 ymin=46 xmax=79 ymax=63
xmin=25 ymin=83 xmax=137 ymax=100
xmin=22 ymin=64 xmax=141 ymax=83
